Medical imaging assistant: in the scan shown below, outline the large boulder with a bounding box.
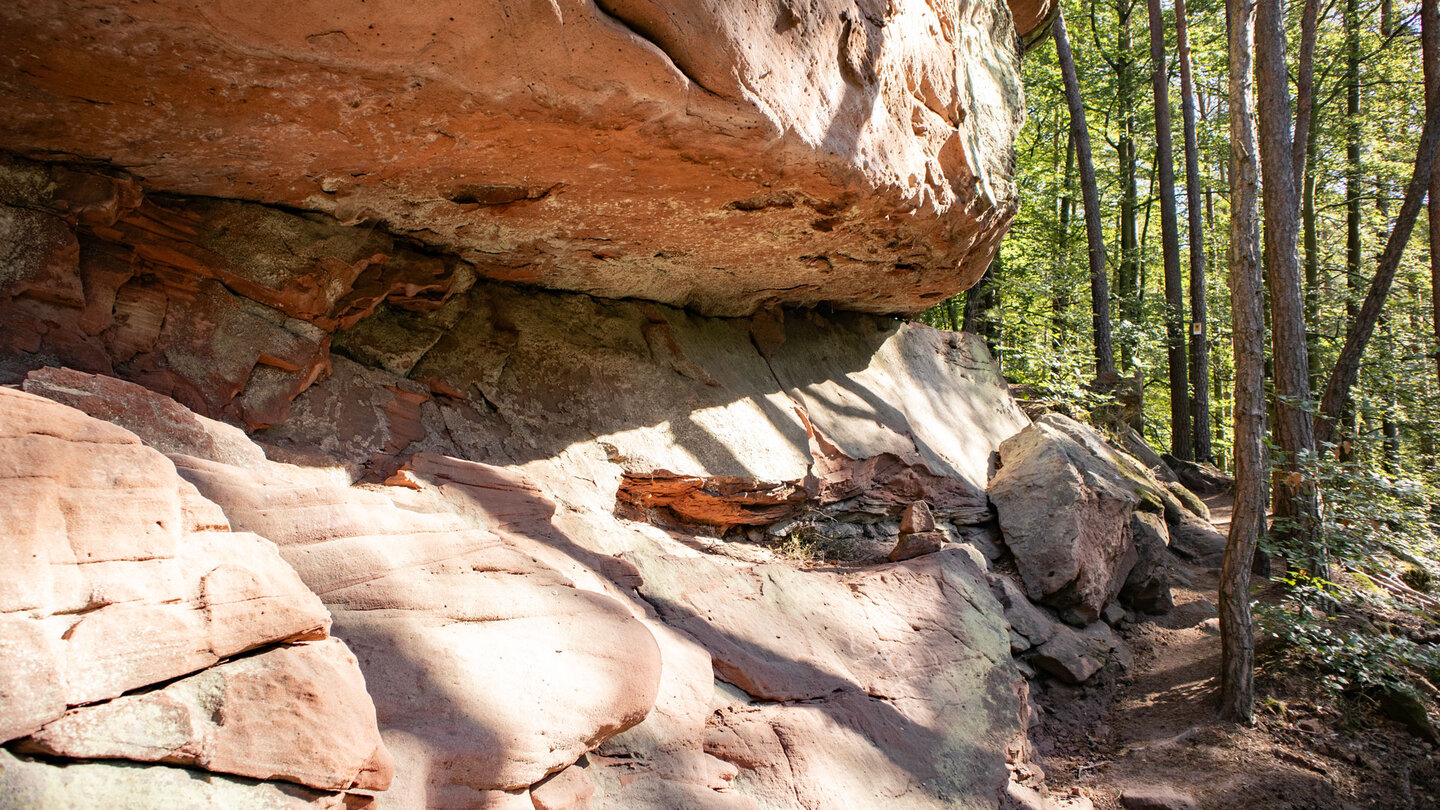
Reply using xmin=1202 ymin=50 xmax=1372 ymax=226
xmin=634 ymin=545 xmax=1029 ymax=808
xmin=1120 ymin=511 xmax=1174 ymax=615
xmin=0 ymin=0 xmax=1027 ymax=316
xmin=988 ymin=417 xmax=1140 ymax=623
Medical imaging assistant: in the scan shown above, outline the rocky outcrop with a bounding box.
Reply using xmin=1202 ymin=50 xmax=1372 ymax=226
xmin=0 ymin=0 xmax=1027 ymax=316
xmin=0 ymin=387 xmax=386 ymax=805
xmin=0 ymin=13 xmax=1121 ymax=794
xmin=6 ymin=282 xmax=1039 ymax=808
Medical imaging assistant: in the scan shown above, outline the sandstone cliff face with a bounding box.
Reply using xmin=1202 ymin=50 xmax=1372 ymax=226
xmin=0 ymin=0 xmax=1026 ymax=316
xmin=0 ymin=156 xmax=1049 ymax=805
xmin=0 ymin=3 xmax=1081 ymax=807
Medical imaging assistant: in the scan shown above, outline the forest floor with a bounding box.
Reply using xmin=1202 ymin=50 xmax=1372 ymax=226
xmin=1033 ymin=495 xmax=1440 ymax=809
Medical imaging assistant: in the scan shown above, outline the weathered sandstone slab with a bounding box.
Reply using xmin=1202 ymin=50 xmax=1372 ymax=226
xmin=0 ymin=748 xmax=371 ymax=810
xmin=167 ymin=450 xmax=663 ymax=797
xmin=632 ymin=545 xmax=1028 ymax=807
xmin=23 ymin=639 xmax=393 ymax=792
xmin=0 ymin=387 xmax=330 ymax=744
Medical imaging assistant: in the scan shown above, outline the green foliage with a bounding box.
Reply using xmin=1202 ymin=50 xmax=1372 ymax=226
xmin=1258 ymin=572 xmax=1440 ymax=698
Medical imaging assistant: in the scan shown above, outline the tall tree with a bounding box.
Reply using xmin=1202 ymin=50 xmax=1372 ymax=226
xmin=1055 ymin=10 xmax=1118 ymax=380
xmin=1106 ymin=0 xmax=1144 ymax=371
xmin=1291 ymin=0 xmax=1322 ymax=187
xmin=1146 ymin=0 xmax=1192 ymax=458
xmin=1176 ymin=0 xmax=1211 ymax=462
xmin=1255 ymin=0 xmax=1323 ymax=569
xmin=1427 ymin=0 xmax=1440 ymax=387
xmin=1220 ymin=0 xmax=1266 ymax=723
xmin=1341 ymin=0 xmax=1363 ymax=453
xmin=1317 ymin=30 xmax=1440 ymax=444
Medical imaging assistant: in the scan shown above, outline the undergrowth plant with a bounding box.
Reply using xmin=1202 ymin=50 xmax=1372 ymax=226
xmin=1258 ymin=454 xmax=1440 ymax=703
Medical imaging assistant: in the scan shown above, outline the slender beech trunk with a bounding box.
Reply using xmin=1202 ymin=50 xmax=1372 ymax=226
xmin=1304 ymin=123 xmax=1322 ymax=387
xmin=1177 ymin=0 xmax=1211 ymax=462
xmin=1118 ymin=0 xmax=1141 ymax=371
xmin=964 ymin=259 xmax=1002 ymax=362
xmin=1317 ymin=39 xmax=1440 ymax=445
xmin=1256 ymin=0 xmax=1323 ymax=572
xmin=1221 ymin=0 xmax=1265 ymax=723
xmin=1426 ymin=0 xmax=1440 ymax=387
xmin=1340 ymin=0 xmax=1362 ymax=453
xmin=1147 ymin=0 xmax=1192 ymax=459
xmin=1055 ymin=11 xmax=1117 ymax=380
xmin=1055 ymin=129 xmax=1076 ymax=344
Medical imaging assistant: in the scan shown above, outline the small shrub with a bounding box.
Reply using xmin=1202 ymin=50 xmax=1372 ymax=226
xmin=768 ymin=524 xmax=858 ymax=565
xmin=1401 ymin=565 xmax=1434 ymax=594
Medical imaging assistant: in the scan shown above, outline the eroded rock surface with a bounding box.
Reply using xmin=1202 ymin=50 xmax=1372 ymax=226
xmin=0 ymin=0 xmax=1027 ymax=316
xmin=0 ymin=141 xmax=1111 ymax=808
xmin=22 ymin=639 xmax=393 ymax=792
xmin=0 ymin=388 xmax=331 ymax=742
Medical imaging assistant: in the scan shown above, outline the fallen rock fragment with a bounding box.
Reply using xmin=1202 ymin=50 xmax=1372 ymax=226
xmin=1162 ymin=454 xmax=1235 ymax=496
xmin=888 ymin=530 xmax=945 ymax=562
xmin=900 ymin=500 xmax=936 ymax=533
xmin=1120 ymin=784 xmax=1200 ymax=810
xmin=1029 ymin=627 xmax=1105 ymax=685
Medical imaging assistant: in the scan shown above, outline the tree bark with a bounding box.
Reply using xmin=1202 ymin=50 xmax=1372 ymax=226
xmin=1426 ymin=0 xmax=1440 ymax=387
xmin=1055 ymin=11 xmax=1117 ymax=380
xmin=1147 ymin=0 xmax=1192 ymax=459
xmin=1117 ymin=0 xmax=1141 ymax=372
xmin=1055 ymin=128 xmax=1076 ymax=343
xmin=1317 ymin=68 xmax=1440 ymax=446
xmin=1176 ymin=0 xmax=1211 ymax=462
xmin=1220 ymin=0 xmax=1265 ymax=724
xmin=1255 ymin=0 xmax=1323 ymax=571
xmin=1341 ymin=0 xmax=1362 ymax=451
xmin=964 ymin=258 xmax=1002 ymax=361
xmin=1291 ymin=0 xmax=1321 ymax=188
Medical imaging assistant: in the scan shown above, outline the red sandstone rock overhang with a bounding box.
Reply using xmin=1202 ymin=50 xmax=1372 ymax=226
xmin=0 ymin=0 xmax=1030 ymax=317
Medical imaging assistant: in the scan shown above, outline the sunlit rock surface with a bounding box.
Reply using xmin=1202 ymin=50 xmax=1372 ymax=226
xmin=0 ymin=0 xmax=1026 ymax=315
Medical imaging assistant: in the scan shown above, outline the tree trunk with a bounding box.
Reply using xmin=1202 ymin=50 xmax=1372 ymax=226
xmin=1291 ymin=0 xmax=1321 ymax=188
xmin=1340 ymin=0 xmax=1362 ymax=448
xmin=1055 ymin=11 xmax=1117 ymax=380
xmin=964 ymin=258 xmax=1002 ymax=361
xmin=1255 ymin=0 xmax=1323 ymax=572
xmin=1118 ymin=0 xmax=1141 ymax=372
xmin=1317 ymin=66 xmax=1440 ymax=445
xmin=1147 ymin=0 xmax=1192 ymax=459
xmin=1426 ymin=0 xmax=1440 ymax=387
xmin=1304 ymin=123 xmax=1321 ymax=387
xmin=1055 ymin=129 xmax=1076 ymax=344
xmin=1220 ymin=0 xmax=1265 ymax=723
xmin=1177 ymin=0 xmax=1211 ymax=462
